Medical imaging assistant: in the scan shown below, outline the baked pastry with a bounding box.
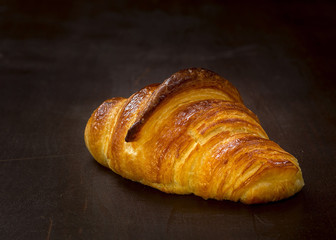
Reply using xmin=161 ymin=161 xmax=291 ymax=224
xmin=84 ymin=68 xmax=304 ymax=204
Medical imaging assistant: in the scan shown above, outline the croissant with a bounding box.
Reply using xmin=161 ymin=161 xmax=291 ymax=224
xmin=84 ymin=68 xmax=304 ymax=204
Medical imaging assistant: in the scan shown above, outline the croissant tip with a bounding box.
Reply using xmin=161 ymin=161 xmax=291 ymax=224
xmin=125 ymin=128 xmax=135 ymax=142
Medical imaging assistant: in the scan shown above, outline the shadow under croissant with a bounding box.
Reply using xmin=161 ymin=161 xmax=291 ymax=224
xmin=87 ymin=153 xmax=307 ymax=237
xmin=92 ymin=166 xmax=305 ymax=237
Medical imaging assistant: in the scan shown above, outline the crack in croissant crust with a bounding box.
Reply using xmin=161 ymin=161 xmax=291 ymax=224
xmin=84 ymin=68 xmax=304 ymax=204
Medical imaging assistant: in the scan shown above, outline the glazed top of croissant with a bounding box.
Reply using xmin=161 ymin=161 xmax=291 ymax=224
xmin=85 ymin=68 xmax=304 ymax=204
xmin=125 ymin=68 xmax=244 ymax=142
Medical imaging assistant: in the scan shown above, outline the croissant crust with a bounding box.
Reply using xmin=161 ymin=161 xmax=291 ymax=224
xmin=84 ymin=68 xmax=304 ymax=204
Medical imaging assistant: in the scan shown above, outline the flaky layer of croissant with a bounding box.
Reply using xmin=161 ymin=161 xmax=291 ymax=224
xmin=84 ymin=68 xmax=304 ymax=204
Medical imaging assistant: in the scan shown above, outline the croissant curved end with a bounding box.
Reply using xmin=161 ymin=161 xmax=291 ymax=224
xmin=239 ymin=165 xmax=304 ymax=204
xmin=84 ymin=97 xmax=126 ymax=167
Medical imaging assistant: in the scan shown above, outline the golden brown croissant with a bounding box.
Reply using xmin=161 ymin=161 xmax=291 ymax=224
xmin=84 ymin=68 xmax=304 ymax=204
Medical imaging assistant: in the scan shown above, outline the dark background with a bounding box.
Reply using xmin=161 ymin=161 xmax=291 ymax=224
xmin=1 ymin=0 xmax=335 ymax=239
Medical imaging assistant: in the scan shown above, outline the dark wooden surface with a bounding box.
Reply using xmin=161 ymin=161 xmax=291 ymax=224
xmin=1 ymin=0 xmax=335 ymax=239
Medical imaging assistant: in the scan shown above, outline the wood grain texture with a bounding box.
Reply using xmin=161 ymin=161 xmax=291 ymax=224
xmin=0 ymin=0 xmax=335 ymax=239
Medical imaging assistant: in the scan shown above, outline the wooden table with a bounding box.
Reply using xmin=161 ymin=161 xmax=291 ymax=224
xmin=1 ymin=1 xmax=335 ymax=239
